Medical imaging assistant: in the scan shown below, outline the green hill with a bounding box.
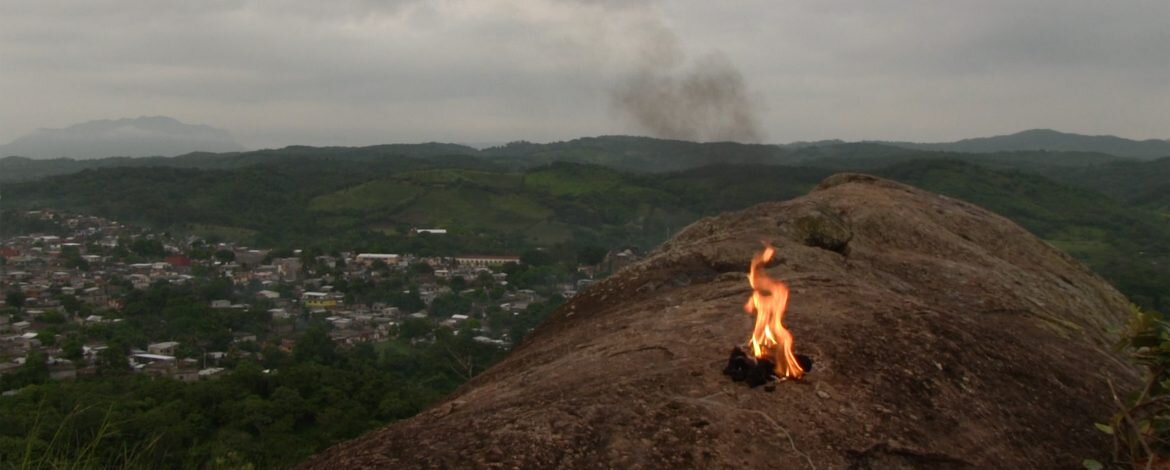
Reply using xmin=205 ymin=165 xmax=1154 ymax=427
xmin=885 ymin=128 xmax=1170 ymax=159
xmin=1042 ymin=157 xmax=1170 ymax=202
xmin=2 ymin=134 xmax=1145 ymax=184
xmin=5 ymin=147 xmax=1170 ymax=310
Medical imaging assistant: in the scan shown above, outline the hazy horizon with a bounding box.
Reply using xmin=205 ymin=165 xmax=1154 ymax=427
xmin=9 ymin=114 xmax=1170 ymax=153
xmin=3 ymin=1 xmax=1169 ymax=148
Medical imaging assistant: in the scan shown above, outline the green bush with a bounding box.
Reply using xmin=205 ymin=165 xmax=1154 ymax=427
xmin=1093 ymin=305 xmax=1170 ymax=468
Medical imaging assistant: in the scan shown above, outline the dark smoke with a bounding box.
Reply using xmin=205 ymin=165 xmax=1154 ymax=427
xmin=559 ymin=0 xmax=764 ymax=142
xmin=613 ymin=52 xmax=762 ymax=142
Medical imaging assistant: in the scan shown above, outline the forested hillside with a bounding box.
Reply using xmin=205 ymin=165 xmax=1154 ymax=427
xmin=0 ymin=134 xmax=1142 ymax=183
xmin=883 ymin=128 xmax=1170 ymax=159
xmin=5 ymin=144 xmax=1170 ymax=310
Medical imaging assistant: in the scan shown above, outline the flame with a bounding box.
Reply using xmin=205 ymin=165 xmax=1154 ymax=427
xmin=743 ymin=243 xmax=804 ymax=379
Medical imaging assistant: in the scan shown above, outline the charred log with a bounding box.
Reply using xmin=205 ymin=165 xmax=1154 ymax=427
xmin=722 ymin=346 xmax=755 ymax=382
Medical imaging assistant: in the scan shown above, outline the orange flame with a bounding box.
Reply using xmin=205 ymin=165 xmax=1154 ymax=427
xmin=743 ymin=243 xmax=804 ymax=379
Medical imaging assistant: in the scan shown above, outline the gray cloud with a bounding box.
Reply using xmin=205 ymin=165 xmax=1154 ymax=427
xmin=0 ymin=0 xmax=1168 ymax=148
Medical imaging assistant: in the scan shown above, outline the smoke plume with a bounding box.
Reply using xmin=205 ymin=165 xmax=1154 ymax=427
xmin=589 ymin=1 xmax=762 ymax=143
xmin=613 ymin=52 xmax=761 ymax=142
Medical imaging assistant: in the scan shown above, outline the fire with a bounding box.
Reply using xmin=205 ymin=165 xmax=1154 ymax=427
xmin=743 ymin=243 xmax=804 ymax=379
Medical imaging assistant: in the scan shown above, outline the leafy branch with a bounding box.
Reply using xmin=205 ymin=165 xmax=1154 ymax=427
xmin=1091 ymin=305 xmax=1170 ymax=469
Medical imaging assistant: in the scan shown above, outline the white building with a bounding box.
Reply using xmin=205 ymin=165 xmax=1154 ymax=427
xmin=453 ymin=255 xmax=521 ymax=267
xmin=147 ymin=341 xmax=180 ymax=356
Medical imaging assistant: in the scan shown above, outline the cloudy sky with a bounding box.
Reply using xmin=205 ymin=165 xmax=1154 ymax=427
xmin=2 ymin=0 xmax=1169 ymax=148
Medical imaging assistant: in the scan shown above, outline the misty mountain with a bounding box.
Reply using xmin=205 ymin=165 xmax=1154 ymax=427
xmin=0 ymin=133 xmax=1135 ymax=183
xmin=0 ymin=116 xmax=246 ymax=159
xmin=883 ymin=128 xmax=1170 ymax=159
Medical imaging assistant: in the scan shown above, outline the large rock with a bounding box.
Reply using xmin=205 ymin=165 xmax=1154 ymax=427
xmin=301 ymin=174 xmax=1139 ymax=468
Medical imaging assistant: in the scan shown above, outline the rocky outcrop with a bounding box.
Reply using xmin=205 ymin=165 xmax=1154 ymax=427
xmin=301 ymin=173 xmax=1139 ymax=469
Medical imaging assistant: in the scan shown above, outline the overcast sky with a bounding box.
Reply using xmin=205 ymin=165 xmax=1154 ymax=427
xmin=2 ymin=0 xmax=1169 ymax=148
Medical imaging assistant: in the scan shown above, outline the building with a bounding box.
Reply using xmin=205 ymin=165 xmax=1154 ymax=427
xmin=473 ymin=336 xmax=511 ymax=348
xmin=256 ymin=290 xmax=281 ymax=300
xmin=453 ymin=255 xmax=521 ymax=268
xmin=48 ymin=362 xmax=77 ymax=381
xmin=302 ymin=292 xmax=339 ymax=309
xmin=147 ymin=341 xmax=180 ymax=356
xmin=164 ymin=255 xmax=191 ymax=267
xmin=272 ymin=257 xmax=303 ymax=281
xmin=355 ymin=253 xmax=401 ymax=266
xmin=0 ymin=361 xmax=22 ymax=377
xmin=198 ymin=367 xmax=226 ymax=380
xmin=133 ymin=354 xmax=177 ymax=377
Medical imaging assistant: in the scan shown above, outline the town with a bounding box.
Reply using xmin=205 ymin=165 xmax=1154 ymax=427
xmin=0 ymin=209 xmax=641 ymax=392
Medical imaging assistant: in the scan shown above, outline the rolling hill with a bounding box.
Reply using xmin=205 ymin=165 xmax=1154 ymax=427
xmin=1 ymin=134 xmax=1139 ymax=183
xmin=885 ymin=128 xmax=1170 ymax=160
xmin=4 ymin=154 xmax=1169 ymax=310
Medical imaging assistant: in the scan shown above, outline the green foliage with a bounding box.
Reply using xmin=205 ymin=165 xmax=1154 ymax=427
xmin=129 ymin=238 xmax=166 ymax=259
xmin=6 ymin=291 xmax=25 ymax=310
xmin=62 ymin=337 xmax=84 ymax=362
xmin=308 ymin=179 xmax=422 ymax=212
xmin=1045 ymin=157 xmax=1170 ymax=203
xmin=397 ymin=318 xmax=431 ymax=340
xmin=577 ymin=245 xmax=607 ymax=265
xmin=38 ymin=310 xmax=66 ymax=325
xmin=429 ymin=293 xmax=472 ymax=318
xmin=35 ymin=331 xmax=56 ymax=347
xmin=520 ymin=249 xmax=554 ymax=267
xmin=1 ymin=156 xmax=827 ymax=255
xmin=60 ymin=245 xmax=91 ymax=271
xmin=481 ymin=295 xmax=565 ymax=346
xmin=0 ymin=330 xmax=508 ymax=468
xmin=293 ymin=327 xmax=337 ymax=365
xmin=0 ymin=352 xmax=49 ymax=392
xmin=214 ymin=249 xmax=236 ymax=263
xmin=106 ymin=282 xmax=260 ymax=353
xmin=57 ymin=295 xmax=82 ymax=315
xmin=0 ymin=403 xmax=161 ymax=470
xmin=96 ymin=344 xmax=131 ymax=377
xmin=0 ymin=209 xmax=66 ymax=237
xmin=409 ymin=262 xmax=433 ymax=275
xmin=1097 ymin=305 xmax=1170 ymax=467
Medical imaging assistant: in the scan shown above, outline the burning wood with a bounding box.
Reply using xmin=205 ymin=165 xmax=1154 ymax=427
xmin=724 ymin=243 xmax=810 ymax=388
xmin=723 ymin=345 xmax=813 ymax=388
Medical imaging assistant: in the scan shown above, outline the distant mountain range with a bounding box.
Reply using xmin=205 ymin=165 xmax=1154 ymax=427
xmin=0 ymin=135 xmax=1138 ymax=184
xmin=4 ymin=116 xmax=1167 ymax=162
xmin=3 ymin=121 xmax=1169 ymax=185
xmin=880 ymin=128 xmax=1170 ymax=159
xmin=0 ymin=116 xmax=245 ymax=159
